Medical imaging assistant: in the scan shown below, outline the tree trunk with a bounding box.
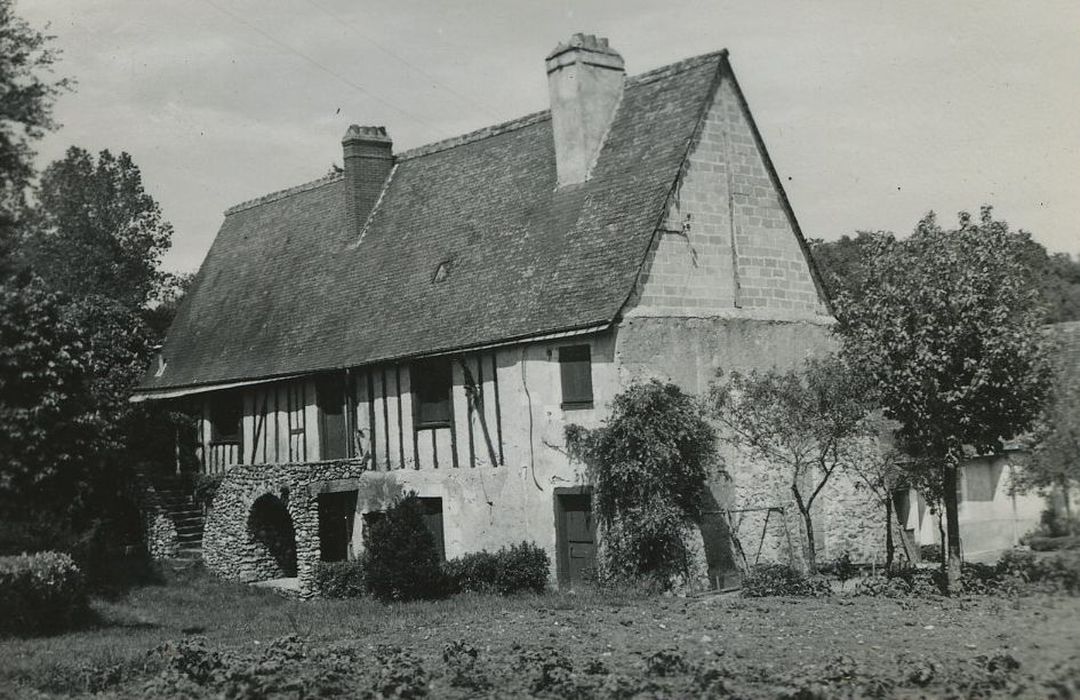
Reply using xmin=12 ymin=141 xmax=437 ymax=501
xmin=801 ymin=508 xmax=817 ymax=573
xmin=942 ymin=463 xmax=962 ymax=593
xmin=885 ymin=495 xmax=895 ymax=572
xmin=1062 ymin=478 xmax=1074 ymax=535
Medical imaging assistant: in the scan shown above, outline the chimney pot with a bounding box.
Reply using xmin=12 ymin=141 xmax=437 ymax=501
xmin=545 ymin=33 xmax=625 ymax=186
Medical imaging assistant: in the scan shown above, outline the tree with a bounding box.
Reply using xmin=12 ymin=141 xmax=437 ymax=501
xmin=565 ymin=380 xmax=720 ymax=587
xmin=1012 ymin=375 xmax=1080 ymax=532
xmin=23 ymin=147 xmax=173 ymax=308
xmin=708 ymin=354 xmax=876 ymax=573
xmin=0 ymin=0 xmax=70 ymax=265
xmin=834 ymin=207 xmax=1051 ymax=592
xmin=0 ymin=272 xmax=103 ymax=519
xmin=812 ymin=230 xmax=1080 ymax=323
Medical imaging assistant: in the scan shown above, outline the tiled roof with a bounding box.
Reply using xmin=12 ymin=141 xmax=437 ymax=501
xmin=139 ymin=52 xmax=727 ymax=391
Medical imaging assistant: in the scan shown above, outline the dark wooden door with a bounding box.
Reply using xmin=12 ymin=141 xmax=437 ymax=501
xmin=317 ymin=375 xmax=348 ymax=460
xmin=557 ymin=493 xmax=596 ymax=586
xmin=318 ymin=490 xmax=358 ymax=562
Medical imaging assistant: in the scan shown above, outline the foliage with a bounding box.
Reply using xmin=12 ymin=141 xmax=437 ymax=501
xmin=920 ymin=543 xmax=943 ymax=563
xmin=0 ymin=272 xmax=102 ymax=516
xmin=565 ymin=380 xmax=720 ymax=587
xmin=193 ymin=474 xmax=223 ymax=512
xmin=313 ymin=560 xmax=366 ymax=599
xmin=811 ymin=231 xmax=1080 ymax=324
xmin=443 ymin=541 xmax=550 ymax=595
xmin=833 ymin=207 xmax=1052 ymax=591
xmin=0 ymin=551 xmax=87 ymax=636
xmin=22 ymin=147 xmax=173 ymax=308
xmin=362 ymin=493 xmax=446 ymax=602
xmin=1027 ymin=536 xmax=1080 ymax=552
xmin=740 ymin=563 xmax=830 ymax=597
xmin=709 ymin=353 xmax=876 ymax=572
xmin=0 ymin=0 xmax=71 ymax=229
xmin=1012 ymin=378 xmax=1080 ymax=528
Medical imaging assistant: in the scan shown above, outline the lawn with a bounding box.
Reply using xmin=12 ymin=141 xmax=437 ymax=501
xmin=2 ymin=565 xmax=1079 ymax=698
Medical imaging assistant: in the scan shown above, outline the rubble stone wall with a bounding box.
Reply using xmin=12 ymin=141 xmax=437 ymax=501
xmin=203 ymin=458 xmax=366 ymax=597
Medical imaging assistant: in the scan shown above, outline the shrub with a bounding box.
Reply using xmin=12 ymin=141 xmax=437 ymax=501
xmin=0 ymin=551 xmax=88 ymax=636
xmin=193 ymin=474 xmax=222 ymax=512
xmin=314 ymin=559 xmax=366 ymax=598
xmin=741 ymin=564 xmax=830 ymax=597
xmin=565 ymin=380 xmax=719 ymax=587
xmin=1001 ymin=550 xmax=1080 ymax=595
xmin=362 ymin=494 xmax=445 ymax=602
xmin=920 ymin=543 xmax=942 ymax=563
xmin=443 ymin=541 xmax=549 ymax=595
xmin=1027 ymin=535 xmax=1080 ymax=552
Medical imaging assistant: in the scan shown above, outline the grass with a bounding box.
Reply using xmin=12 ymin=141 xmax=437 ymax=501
xmin=2 ymin=564 xmax=1079 ymax=697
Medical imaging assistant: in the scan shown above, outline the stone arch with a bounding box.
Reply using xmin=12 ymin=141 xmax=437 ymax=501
xmin=247 ymin=493 xmax=298 ymax=578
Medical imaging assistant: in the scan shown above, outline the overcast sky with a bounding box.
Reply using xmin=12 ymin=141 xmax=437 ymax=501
xmin=19 ymin=0 xmax=1080 ymax=273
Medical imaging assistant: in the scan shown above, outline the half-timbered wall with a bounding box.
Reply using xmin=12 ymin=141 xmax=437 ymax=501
xmin=355 ymin=351 xmax=504 ymax=472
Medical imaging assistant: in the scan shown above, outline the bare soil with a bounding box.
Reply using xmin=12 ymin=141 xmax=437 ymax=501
xmin=1 ymin=566 xmax=1078 ymax=698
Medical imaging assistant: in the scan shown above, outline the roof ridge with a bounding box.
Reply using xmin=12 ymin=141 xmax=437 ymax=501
xmin=225 ymin=171 xmax=344 ymax=216
xmin=222 ymin=48 xmax=729 ymax=212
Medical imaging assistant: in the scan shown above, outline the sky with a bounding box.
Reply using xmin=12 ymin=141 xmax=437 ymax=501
xmin=18 ymin=0 xmax=1080 ymax=274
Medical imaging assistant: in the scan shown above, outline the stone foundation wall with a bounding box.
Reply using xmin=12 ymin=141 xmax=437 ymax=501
xmin=137 ymin=480 xmax=179 ymax=560
xmin=203 ymin=458 xmax=366 ymax=597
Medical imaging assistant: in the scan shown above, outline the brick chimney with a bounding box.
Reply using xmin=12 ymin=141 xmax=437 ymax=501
xmin=545 ymin=34 xmax=625 ymax=187
xmin=342 ymin=125 xmax=393 ymax=234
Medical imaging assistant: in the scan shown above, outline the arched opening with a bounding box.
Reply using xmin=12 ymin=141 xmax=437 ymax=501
xmin=247 ymin=494 xmax=297 ymax=578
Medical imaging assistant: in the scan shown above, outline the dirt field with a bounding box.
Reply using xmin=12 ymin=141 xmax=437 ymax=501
xmin=2 ymin=566 xmax=1079 ymax=698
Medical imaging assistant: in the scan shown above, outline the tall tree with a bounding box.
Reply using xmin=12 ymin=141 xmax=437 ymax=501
xmin=834 ymin=207 xmax=1051 ymax=591
xmin=24 ymin=147 xmax=173 ymax=308
xmin=0 ymin=0 xmax=70 ymax=265
xmin=709 ymin=354 xmax=876 ymax=573
xmin=812 ymin=230 xmax=1080 ymax=323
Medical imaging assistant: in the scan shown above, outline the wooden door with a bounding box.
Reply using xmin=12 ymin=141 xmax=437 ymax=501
xmin=557 ymin=493 xmax=596 ymax=586
xmin=317 ymin=375 xmax=348 ymax=460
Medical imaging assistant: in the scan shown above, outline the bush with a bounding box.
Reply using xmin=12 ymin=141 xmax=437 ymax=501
xmin=920 ymin=543 xmax=942 ymax=563
xmin=314 ymin=560 xmax=366 ymax=598
xmin=193 ymin=474 xmax=222 ymax=512
xmin=741 ymin=564 xmax=830 ymax=597
xmin=565 ymin=380 xmax=719 ymax=587
xmin=0 ymin=551 xmax=88 ymax=636
xmin=362 ymin=494 xmax=446 ymax=602
xmin=1000 ymin=549 xmax=1080 ymax=595
xmin=443 ymin=541 xmax=549 ymax=595
xmin=1027 ymin=535 xmax=1080 ymax=552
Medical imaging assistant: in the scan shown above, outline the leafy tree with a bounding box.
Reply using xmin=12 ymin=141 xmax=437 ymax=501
xmin=23 ymin=147 xmax=173 ymax=308
xmin=708 ymin=354 xmax=876 ymax=573
xmin=1012 ymin=370 xmax=1080 ymax=532
xmin=0 ymin=272 xmax=102 ymax=518
xmin=834 ymin=207 xmax=1051 ymax=591
xmin=565 ymin=380 xmax=720 ymax=587
xmin=811 ymin=230 xmax=1080 ymax=323
xmin=0 ymin=0 xmax=70 ymax=264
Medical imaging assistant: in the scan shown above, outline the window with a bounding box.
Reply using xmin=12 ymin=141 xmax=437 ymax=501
xmin=412 ymin=359 xmax=453 ymax=428
xmin=559 ymin=344 xmax=593 ymax=408
xmin=210 ymin=393 xmax=242 ymax=443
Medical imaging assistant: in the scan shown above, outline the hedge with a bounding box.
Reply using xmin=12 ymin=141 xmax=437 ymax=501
xmin=443 ymin=541 xmax=549 ymax=595
xmin=0 ymin=551 xmax=88 ymax=636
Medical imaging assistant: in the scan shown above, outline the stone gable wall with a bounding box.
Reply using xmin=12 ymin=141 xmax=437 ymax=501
xmin=628 ymin=75 xmax=823 ymax=317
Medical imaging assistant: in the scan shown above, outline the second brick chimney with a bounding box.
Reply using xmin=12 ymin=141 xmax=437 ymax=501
xmin=342 ymin=125 xmax=393 ymax=235
xmin=545 ymin=34 xmax=625 ymax=187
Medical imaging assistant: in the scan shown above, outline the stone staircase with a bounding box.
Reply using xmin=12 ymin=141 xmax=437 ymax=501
xmin=151 ymin=475 xmax=205 ymax=561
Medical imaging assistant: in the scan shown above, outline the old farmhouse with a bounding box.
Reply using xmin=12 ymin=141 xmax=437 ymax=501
xmin=134 ymin=35 xmax=840 ymax=595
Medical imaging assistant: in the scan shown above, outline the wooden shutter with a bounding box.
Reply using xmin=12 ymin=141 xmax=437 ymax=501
xmin=559 ymin=345 xmax=594 ymax=407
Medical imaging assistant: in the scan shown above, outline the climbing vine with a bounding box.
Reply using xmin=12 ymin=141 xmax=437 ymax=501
xmin=565 ymin=380 xmax=721 ymax=587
